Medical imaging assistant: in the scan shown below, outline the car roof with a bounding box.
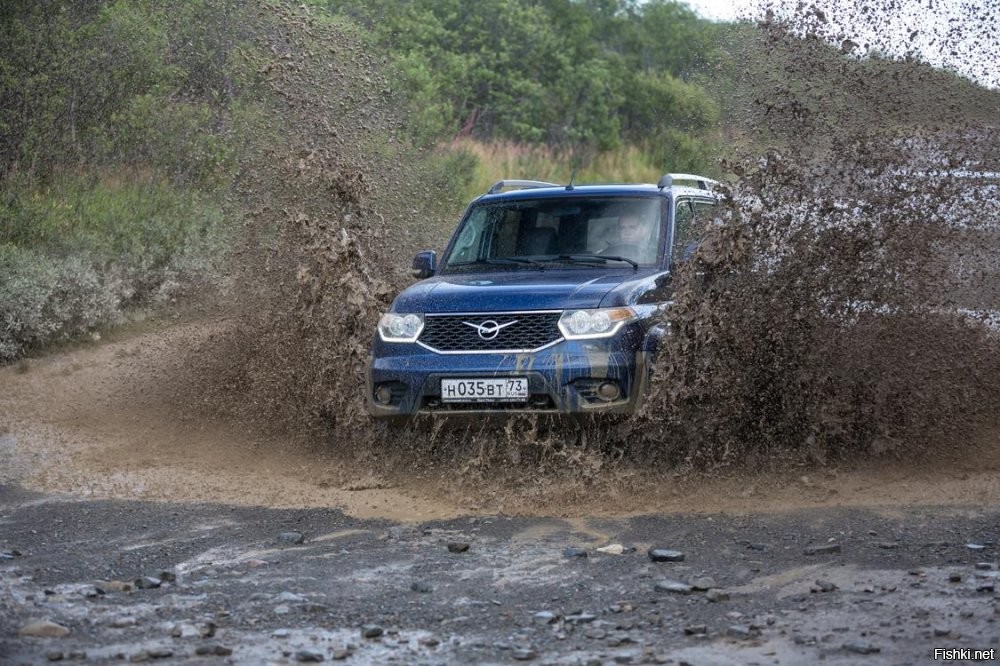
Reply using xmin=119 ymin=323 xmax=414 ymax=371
xmin=472 ymin=182 xmax=716 ymax=204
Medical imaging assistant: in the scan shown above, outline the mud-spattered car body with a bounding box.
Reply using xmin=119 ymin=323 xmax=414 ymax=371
xmin=367 ymin=175 xmax=719 ymax=418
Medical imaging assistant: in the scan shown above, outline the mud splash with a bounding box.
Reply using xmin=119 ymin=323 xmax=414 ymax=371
xmin=155 ymin=1 xmax=1000 ymax=508
xmin=627 ymin=2 xmax=1000 ymax=469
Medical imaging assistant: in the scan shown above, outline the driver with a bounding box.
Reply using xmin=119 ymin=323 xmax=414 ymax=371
xmin=600 ymin=212 xmax=656 ymax=262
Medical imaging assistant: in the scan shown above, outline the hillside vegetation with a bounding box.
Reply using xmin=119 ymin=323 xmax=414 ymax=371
xmin=3 ymin=0 xmax=999 ymax=360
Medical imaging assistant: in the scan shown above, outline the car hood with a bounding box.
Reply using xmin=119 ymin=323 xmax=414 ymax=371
xmin=391 ymin=269 xmax=656 ymax=313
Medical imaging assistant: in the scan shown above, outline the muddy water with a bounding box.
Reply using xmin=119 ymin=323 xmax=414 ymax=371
xmin=3 ymin=321 xmax=1000 ymax=519
xmin=626 ymin=2 xmax=1000 ymax=470
xmin=3 ymin=2 xmax=999 ymax=518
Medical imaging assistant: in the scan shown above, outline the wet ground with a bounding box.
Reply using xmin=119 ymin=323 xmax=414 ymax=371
xmin=2 ymin=323 xmax=1000 ymax=664
xmin=2 ymin=487 xmax=999 ymax=664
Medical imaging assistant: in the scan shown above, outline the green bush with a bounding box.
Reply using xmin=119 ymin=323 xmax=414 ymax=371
xmin=0 ymin=173 xmax=228 ymax=359
xmin=0 ymin=244 xmax=125 ymax=360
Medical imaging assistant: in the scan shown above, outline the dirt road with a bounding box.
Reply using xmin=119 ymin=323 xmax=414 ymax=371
xmin=2 ymin=323 xmax=999 ymax=664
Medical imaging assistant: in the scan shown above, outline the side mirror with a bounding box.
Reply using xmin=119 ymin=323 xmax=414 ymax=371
xmin=411 ymin=250 xmax=437 ymax=279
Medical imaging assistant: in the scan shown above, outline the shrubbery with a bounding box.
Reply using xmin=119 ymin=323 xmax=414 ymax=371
xmin=0 ymin=0 xmax=248 ymax=360
xmin=0 ymin=174 xmax=227 ymax=360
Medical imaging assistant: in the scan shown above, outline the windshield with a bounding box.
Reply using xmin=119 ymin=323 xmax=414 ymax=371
xmin=441 ymin=196 xmax=665 ymax=272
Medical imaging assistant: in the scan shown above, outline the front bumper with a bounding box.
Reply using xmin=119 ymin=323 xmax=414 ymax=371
xmin=366 ymin=324 xmax=651 ymax=417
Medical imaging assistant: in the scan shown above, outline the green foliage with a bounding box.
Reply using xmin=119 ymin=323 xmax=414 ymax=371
xmin=0 ymin=0 xmax=725 ymax=360
xmin=0 ymin=0 xmax=250 ymax=359
xmin=323 ymin=0 xmax=721 ymax=165
xmin=0 ymin=172 xmax=229 ymax=360
xmin=1 ymin=173 xmax=225 ymax=271
xmin=0 ymin=242 xmax=131 ymax=360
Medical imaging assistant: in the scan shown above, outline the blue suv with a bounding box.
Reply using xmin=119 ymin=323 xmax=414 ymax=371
xmin=367 ymin=174 xmax=720 ymax=418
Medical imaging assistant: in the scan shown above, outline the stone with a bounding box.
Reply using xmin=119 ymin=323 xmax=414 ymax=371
xmin=102 ymin=580 xmax=133 ymax=593
xmin=975 ymin=562 xmax=995 ymax=570
xmin=45 ymin=651 xmax=63 ymax=661
xmin=134 ymin=576 xmax=161 ymax=590
xmin=170 ymin=623 xmax=199 ymax=639
xmin=361 ymin=624 xmax=384 ymax=639
xmin=875 ymin=542 xmax=899 ymax=549
xmin=566 ymin=613 xmax=597 ymax=624
xmin=332 ymin=649 xmax=351 ymax=660
xmin=512 ymin=648 xmax=537 ymax=661
xmin=804 ymin=543 xmax=841 ymax=556
xmin=20 ymin=621 xmax=71 ymax=638
xmin=648 ymin=549 xmax=685 ymax=562
xmin=447 ymin=542 xmax=470 ymax=553
xmin=966 ymin=544 xmax=986 ymax=551
xmin=706 ymin=589 xmax=730 ymax=602
xmin=949 ymin=573 xmax=963 ymax=583
xmin=410 ymin=581 xmax=433 ymax=593
xmin=194 ymin=645 xmax=232 ymax=656
xmin=726 ymin=625 xmax=756 ymax=639
xmin=810 ymin=580 xmax=838 ymax=593
xmin=296 ymin=649 xmax=324 ymax=662
xmin=563 ymin=547 xmax=588 ymax=559
xmin=533 ymin=611 xmax=558 ymax=625
xmin=691 ymin=576 xmax=715 ymax=591
xmin=300 ymin=603 xmax=330 ymax=614
xmin=843 ymin=641 xmax=880 ymax=655
xmin=596 ymin=544 xmax=626 ymax=555
xmin=157 ymin=571 xmax=176 ymax=583
xmin=684 ymin=624 xmax=708 ymax=635
xmin=277 ymin=531 xmax=305 ymax=545
xmin=654 ymin=580 xmax=692 ymax=594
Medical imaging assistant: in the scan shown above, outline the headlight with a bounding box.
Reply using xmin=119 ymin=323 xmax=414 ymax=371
xmin=378 ymin=313 xmax=424 ymax=342
xmin=558 ymin=307 xmax=638 ymax=340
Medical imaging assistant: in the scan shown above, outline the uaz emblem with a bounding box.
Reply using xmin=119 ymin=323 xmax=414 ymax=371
xmin=463 ymin=319 xmax=518 ymax=340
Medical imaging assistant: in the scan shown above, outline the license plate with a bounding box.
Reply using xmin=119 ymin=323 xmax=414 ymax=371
xmin=441 ymin=378 xmax=529 ymax=403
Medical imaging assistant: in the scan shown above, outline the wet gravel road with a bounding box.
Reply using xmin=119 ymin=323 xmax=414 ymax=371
xmin=2 ymin=485 xmax=998 ymax=665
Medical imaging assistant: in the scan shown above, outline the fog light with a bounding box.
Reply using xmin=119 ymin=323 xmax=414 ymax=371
xmin=596 ymin=381 xmax=621 ymax=402
xmin=374 ymin=385 xmax=394 ymax=405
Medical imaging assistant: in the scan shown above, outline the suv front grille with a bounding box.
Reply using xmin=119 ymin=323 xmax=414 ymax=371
xmin=419 ymin=311 xmax=563 ymax=353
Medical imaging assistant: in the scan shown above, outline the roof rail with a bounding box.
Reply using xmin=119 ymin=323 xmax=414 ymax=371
xmin=487 ymin=179 xmax=560 ymax=194
xmin=657 ymin=173 xmax=720 ymax=191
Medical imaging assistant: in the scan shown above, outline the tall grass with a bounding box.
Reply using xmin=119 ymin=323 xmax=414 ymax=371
xmin=445 ymin=139 xmax=673 ymax=201
xmin=0 ymin=169 xmax=228 ymax=360
xmin=2 ymin=170 xmax=225 ymax=269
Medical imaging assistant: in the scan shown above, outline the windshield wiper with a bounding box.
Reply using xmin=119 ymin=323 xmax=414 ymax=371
xmin=447 ymin=257 xmax=546 ymax=271
xmin=551 ymin=254 xmax=639 ymax=270
xmin=484 ymin=257 xmax=546 ymax=270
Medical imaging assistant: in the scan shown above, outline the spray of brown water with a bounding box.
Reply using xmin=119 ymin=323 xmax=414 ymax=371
xmin=157 ymin=1 xmax=1000 ymax=508
xmin=627 ymin=1 xmax=1000 ymax=471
